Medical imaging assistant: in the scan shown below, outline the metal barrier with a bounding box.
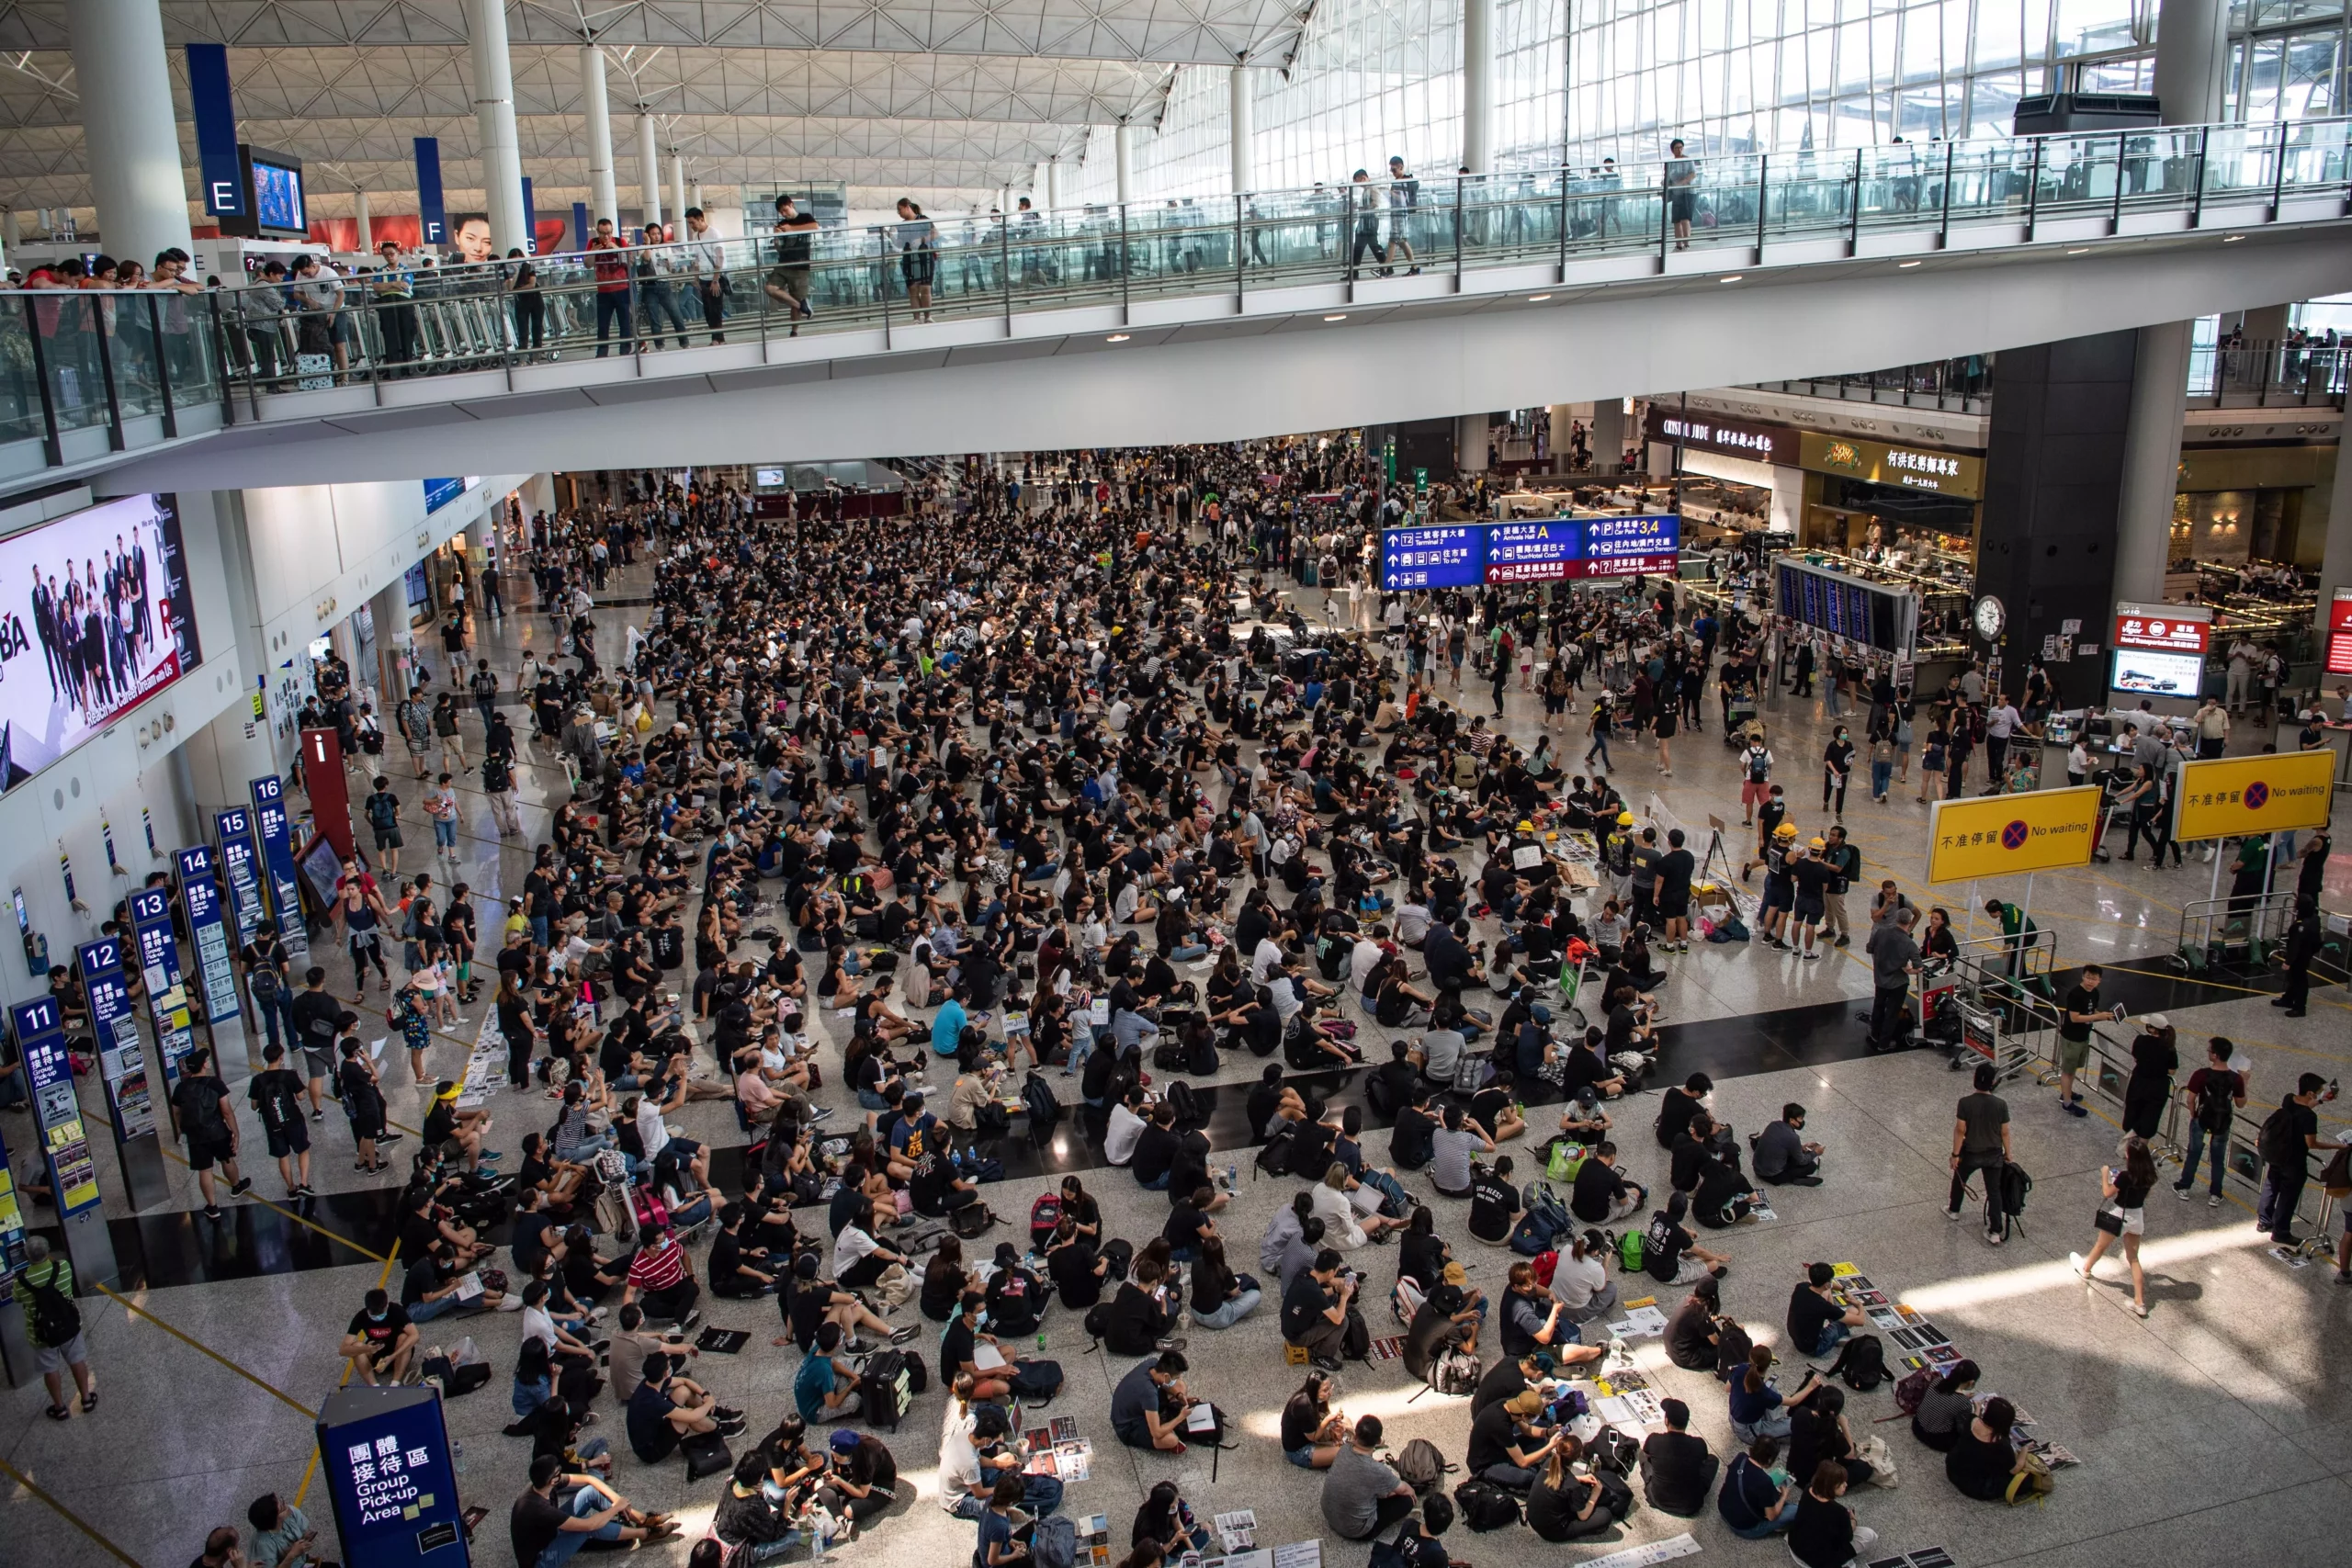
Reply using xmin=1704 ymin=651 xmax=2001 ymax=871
xmin=2175 ymin=889 xmax=2298 ymax=975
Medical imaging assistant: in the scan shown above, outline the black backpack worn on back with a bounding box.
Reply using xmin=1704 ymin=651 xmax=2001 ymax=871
xmin=25 ymin=1264 xmax=81 ymax=1345
xmin=1713 ymin=1318 xmax=1755 ymax=1384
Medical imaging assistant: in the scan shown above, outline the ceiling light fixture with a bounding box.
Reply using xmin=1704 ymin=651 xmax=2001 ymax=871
xmin=1897 ymin=260 xmax=1922 ymax=268
xmin=2067 ymin=247 xmax=2089 ymax=254
xmin=1323 ymin=313 xmax=1348 ymax=321
xmin=1528 ymin=294 xmax=1553 ymax=301
xmin=1718 ymin=275 xmax=1744 ymax=284
xmin=2223 ymin=233 xmax=2245 ymax=243
xmin=1106 ymin=333 xmax=1130 ymax=342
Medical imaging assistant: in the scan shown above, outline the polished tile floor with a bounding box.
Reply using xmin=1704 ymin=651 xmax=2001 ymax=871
xmin=5 ymin=545 xmax=2347 ymax=1568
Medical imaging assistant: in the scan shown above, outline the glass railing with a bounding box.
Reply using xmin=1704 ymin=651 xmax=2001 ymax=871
xmin=170 ymin=115 xmax=2347 ymax=399
xmin=2185 ymin=338 xmax=2350 ymax=407
xmin=0 ymin=113 xmax=2346 ymax=477
xmin=0 ymin=287 xmax=232 ymax=470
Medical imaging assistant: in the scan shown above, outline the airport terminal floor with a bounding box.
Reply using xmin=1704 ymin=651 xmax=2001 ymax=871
xmin=4 ymin=479 xmax=2349 ymax=1568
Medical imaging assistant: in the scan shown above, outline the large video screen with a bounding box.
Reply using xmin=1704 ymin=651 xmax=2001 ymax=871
xmin=2109 ymin=648 xmax=2203 ymax=699
xmin=251 ymin=158 xmax=306 ymax=234
xmin=0 ymin=494 xmax=204 ymax=791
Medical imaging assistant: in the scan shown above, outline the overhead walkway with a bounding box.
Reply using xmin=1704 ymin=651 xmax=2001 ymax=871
xmin=67 ymin=116 xmax=2352 ymax=490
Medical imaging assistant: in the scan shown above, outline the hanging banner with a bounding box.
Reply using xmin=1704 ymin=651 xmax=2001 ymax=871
xmin=414 ymin=136 xmax=447 ymax=249
xmin=215 ymin=807 xmax=266 ymax=948
xmin=175 ymin=847 xmax=243 ymax=1024
xmin=187 ymin=42 xmax=245 ymax=220
xmin=77 ymin=937 xmax=156 ymax=1144
xmin=15 ymin=996 xmax=101 ymax=1217
xmin=1926 ymin=785 xmax=2102 ymax=884
xmin=129 ymin=886 xmax=197 ymax=1085
xmin=572 ymin=200 xmax=590 ymax=254
xmin=521 ymin=175 xmax=537 ymax=254
xmin=2171 ymin=750 xmax=2336 ymax=843
xmin=250 ymin=774 xmax=312 ymax=966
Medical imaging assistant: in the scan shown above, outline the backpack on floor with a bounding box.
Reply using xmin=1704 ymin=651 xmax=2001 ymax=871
xmin=1151 ymin=1038 xmax=1187 ymax=1072
xmin=1616 ymin=1229 xmax=1646 ymax=1274
xmin=1032 ymin=1515 xmax=1078 ymax=1568
xmin=1255 ymin=1122 xmax=1299 ymax=1179
xmin=681 ymin=1428 xmax=733 ymax=1482
xmin=1428 ymin=1348 xmax=1481 ymax=1398
xmin=1396 ymin=1438 xmax=1453 ymax=1495
xmin=1592 ymin=1468 xmax=1637 ymax=1521
xmin=1893 ymin=1367 xmax=1934 ymax=1416
xmin=1588 ymin=1426 xmax=1641 ymax=1476
xmin=1831 ymin=1333 xmax=1887 ymax=1392
xmin=1029 ymin=1191 xmax=1063 ymax=1248
xmin=1452 ymin=1479 xmax=1522 ymax=1533
xmin=1023 ymin=1071 xmax=1063 ymax=1146
xmin=1714 ymin=1319 xmax=1755 ymax=1384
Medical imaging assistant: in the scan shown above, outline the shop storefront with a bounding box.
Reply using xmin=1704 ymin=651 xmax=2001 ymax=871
xmin=1643 ymin=408 xmax=1804 ymax=539
xmin=1796 ymin=431 xmax=1984 ymax=578
xmin=2171 ymin=444 xmax=2335 ymax=571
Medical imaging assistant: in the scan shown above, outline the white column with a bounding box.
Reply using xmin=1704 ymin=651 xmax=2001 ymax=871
xmin=2154 ymin=0 xmax=2231 ymax=124
xmin=1035 ymin=161 xmax=1052 ymax=212
xmin=1048 ymin=158 xmax=1067 ymax=211
xmin=352 ymin=188 xmax=374 ymax=253
xmin=2112 ymin=320 xmax=2194 ymax=606
xmin=671 ymin=153 xmax=688 ymax=227
xmin=1114 ymin=124 xmax=1136 ymax=205
xmin=68 ymin=0 xmax=194 ymax=269
xmin=637 ymin=111 xmax=662 ymax=231
xmin=1462 ymin=0 xmax=1496 ymax=173
xmin=1229 ymin=66 xmax=1255 ymax=195
xmin=691 ymin=180 xmax=704 ymax=214
xmin=581 ymin=43 xmax=618 ymax=228
xmin=467 ymin=0 xmax=527 ymax=254
xmin=1456 ymin=413 xmax=1489 ymax=476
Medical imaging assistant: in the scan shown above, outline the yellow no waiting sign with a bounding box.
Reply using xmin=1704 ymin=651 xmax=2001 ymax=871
xmin=2171 ymin=750 xmax=2335 ymax=843
xmin=1926 ymin=785 xmax=2102 ymax=885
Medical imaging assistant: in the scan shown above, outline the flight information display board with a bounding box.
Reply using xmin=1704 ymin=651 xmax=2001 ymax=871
xmin=1381 ymin=516 xmax=1680 ymax=591
xmin=1774 ymin=559 xmax=1916 ymax=654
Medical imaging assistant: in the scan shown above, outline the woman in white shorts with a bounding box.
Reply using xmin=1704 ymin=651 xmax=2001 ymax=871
xmin=2072 ymin=1134 xmax=2158 ymax=1317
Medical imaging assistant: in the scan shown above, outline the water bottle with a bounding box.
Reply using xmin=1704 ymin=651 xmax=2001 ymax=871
xmin=452 ymin=1441 xmax=466 ymax=1475
xmin=1037 ymin=1331 xmax=1047 ymax=1355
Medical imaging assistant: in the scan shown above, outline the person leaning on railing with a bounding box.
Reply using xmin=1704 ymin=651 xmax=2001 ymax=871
xmin=370 ymin=241 xmax=420 ymax=372
xmin=235 ymin=259 xmax=291 ymax=386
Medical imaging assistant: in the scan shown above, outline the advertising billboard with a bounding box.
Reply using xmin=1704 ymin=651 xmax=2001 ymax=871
xmin=0 ymin=493 xmax=203 ymax=793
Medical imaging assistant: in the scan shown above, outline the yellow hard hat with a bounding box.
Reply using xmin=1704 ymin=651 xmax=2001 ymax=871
xmin=1774 ymin=823 xmax=1799 ymax=839
xmin=1616 ymin=812 xmax=1634 ymax=827
xmin=1517 ymin=820 xmax=1534 ymax=832
xmin=1808 ymin=836 xmax=1826 ymax=850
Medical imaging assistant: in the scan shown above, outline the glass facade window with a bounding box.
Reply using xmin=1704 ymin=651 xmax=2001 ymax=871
xmin=1047 ymin=0 xmax=2348 ymax=208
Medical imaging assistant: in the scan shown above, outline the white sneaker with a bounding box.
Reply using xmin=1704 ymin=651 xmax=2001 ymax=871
xmin=2068 ymin=1251 xmax=2089 ymax=1280
xmin=1945 ymin=1208 xmax=1962 ymax=1223
xmin=2207 ymin=1193 xmax=2223 ymax=1208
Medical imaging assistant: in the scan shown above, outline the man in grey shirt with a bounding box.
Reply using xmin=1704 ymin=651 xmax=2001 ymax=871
xmin=1752 ymin=1103 xmax=1824 ymax=1185
xmin=1322 ymin=1415 xmax=1417 ymax=1539
xmin=1415 ymin=1026 xmax=1466 ymax=1088
xmin=1863 ymin=907 xmax=1920 ymax=1050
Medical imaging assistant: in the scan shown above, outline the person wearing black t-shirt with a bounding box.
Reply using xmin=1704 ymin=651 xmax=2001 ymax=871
xmin=982 ymin=1244 xmax=1046 ymax=1337
xmin=1570 ymin=1143 xmax=1645 ymax=1224
xmin=1131 ymin=1103 xmax=1183 ymax=1190
xmin=1467 ymin=1156 xmax=1521 ymax=1244
xmin=707 ymin=1203 xmax=775 ymax=1297
xmin=1467 ymin=1390 xmax=1560 ymax=1488
xmin=1786 ymin=1262 xmax=1864 ymax=1358
xmin=1789 ymin=845 xmax=1835 ymax=960
xmin=1391 ymin=1095 xmax=1439 ymax=1170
